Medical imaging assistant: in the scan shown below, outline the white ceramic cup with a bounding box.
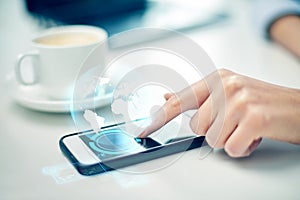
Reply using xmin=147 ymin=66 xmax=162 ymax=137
xmin=15 ymin=25 xmax=108 ymax=100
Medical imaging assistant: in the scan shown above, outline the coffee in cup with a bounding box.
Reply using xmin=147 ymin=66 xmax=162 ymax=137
xmin=35 ymin=32 xmax=100 ymax=46
xmin=15 ymin=25 xmax=108 ymax=100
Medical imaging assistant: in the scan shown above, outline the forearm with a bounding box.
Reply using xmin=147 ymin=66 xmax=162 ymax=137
xmin=270 ymin=15 xmax=300 ymax=58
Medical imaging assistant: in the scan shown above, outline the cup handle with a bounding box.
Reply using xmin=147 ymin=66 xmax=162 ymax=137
xmin=15 ymin=50 xmax=39 ymax=85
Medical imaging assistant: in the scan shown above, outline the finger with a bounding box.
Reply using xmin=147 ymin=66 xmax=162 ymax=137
xmin=224 ymin=124 xmax=254 ymax=158
xmin=248 ymin=137 xmax=262 ymax=154
xmin=189 ymin=96 xmax=214 ymax=135
xmin=138 ymin=94 xmax=186 ymax=137
xmin=205 ymin=105 xmax=239 ymax=148
xmin=205 ymin=117 xmax=238 ymax=149
xmin=138 ymin=83 xmax=209 ymax=138
xmin=164 ymin=93 xmax=174 ymax=101
xmin=139 ymin=71 xmax=222 ymax=138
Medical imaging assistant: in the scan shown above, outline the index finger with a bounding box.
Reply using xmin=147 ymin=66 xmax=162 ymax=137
xmin=138 ymin=75 xmax=213 ymax=138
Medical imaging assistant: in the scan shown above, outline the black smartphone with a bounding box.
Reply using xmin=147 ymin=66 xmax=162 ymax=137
xmin=59 ymin=119 xmax=205 ymax=176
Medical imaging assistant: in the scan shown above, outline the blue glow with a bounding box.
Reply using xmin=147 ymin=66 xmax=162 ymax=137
xmin=80 ymin=128 xmax=145 ymax=160
xmin=42 ymin=164 xmax=85 ymax=184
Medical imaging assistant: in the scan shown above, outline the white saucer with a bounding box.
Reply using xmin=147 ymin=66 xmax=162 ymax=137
xmin=12 ymin=85 xmax=113 ymax=113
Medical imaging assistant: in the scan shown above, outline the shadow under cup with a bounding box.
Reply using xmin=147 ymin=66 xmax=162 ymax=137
xmin=15 ymin=25 xmax=108 ymax=100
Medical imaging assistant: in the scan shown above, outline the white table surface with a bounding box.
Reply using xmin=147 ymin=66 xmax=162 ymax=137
xmin=1 ymin=1 xmax=299 ymax=200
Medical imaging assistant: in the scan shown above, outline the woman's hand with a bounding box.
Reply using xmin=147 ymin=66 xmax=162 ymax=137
xmin=139 ymin=69 xmax=300 ymax=157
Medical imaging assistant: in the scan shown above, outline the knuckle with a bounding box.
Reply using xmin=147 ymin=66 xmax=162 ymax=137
xmin=218 ymin=68 xmax=232 ymax=78
xmin=167 ymin=96 xmax=181 ymax=111
xmin=224 ymin=75 xmax=245 ymax=96
xmin=244 ymin=107 xmax=270 ymax=132
xmin=245 ymin=108 xmax=260 ymax=123
xmin=233 ymin=88 xmax=252 ymax=112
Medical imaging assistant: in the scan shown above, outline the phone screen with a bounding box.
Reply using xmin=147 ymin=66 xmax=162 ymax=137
xmin=79 ymin=115 xmax=195 ymax=161
xmin=79 ymin=128 xmax=147 ymax=160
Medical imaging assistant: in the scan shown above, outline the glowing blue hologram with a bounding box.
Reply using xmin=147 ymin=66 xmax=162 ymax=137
xmin=69 ymin=66 xmax=114 ymax=132
xmin=135 ymin=138 xmax=142 ymax=143
xmin=89 ymin=142 xmax=111 ymax=154
xmin=84 ymin=129 xmax=145 ymax=157
xmin=42 ymin=164 xmax=86 ymax=184
xmin=111 ymin=98 xmax=127 ymax=115
xmin=110 ymin=64 xmax=187 ymax=128
xmin=83 ymin=109 xmax=105 ymax=133
xmin=127 ymin=84 xmax=170 ymax=121
xmin=72 ymin=67 xmax=112 ymax=101
xmin=108 ymin=170 xmax=149 ymax=188
xmin=69 ymin=28 xmax=219 ymax=173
